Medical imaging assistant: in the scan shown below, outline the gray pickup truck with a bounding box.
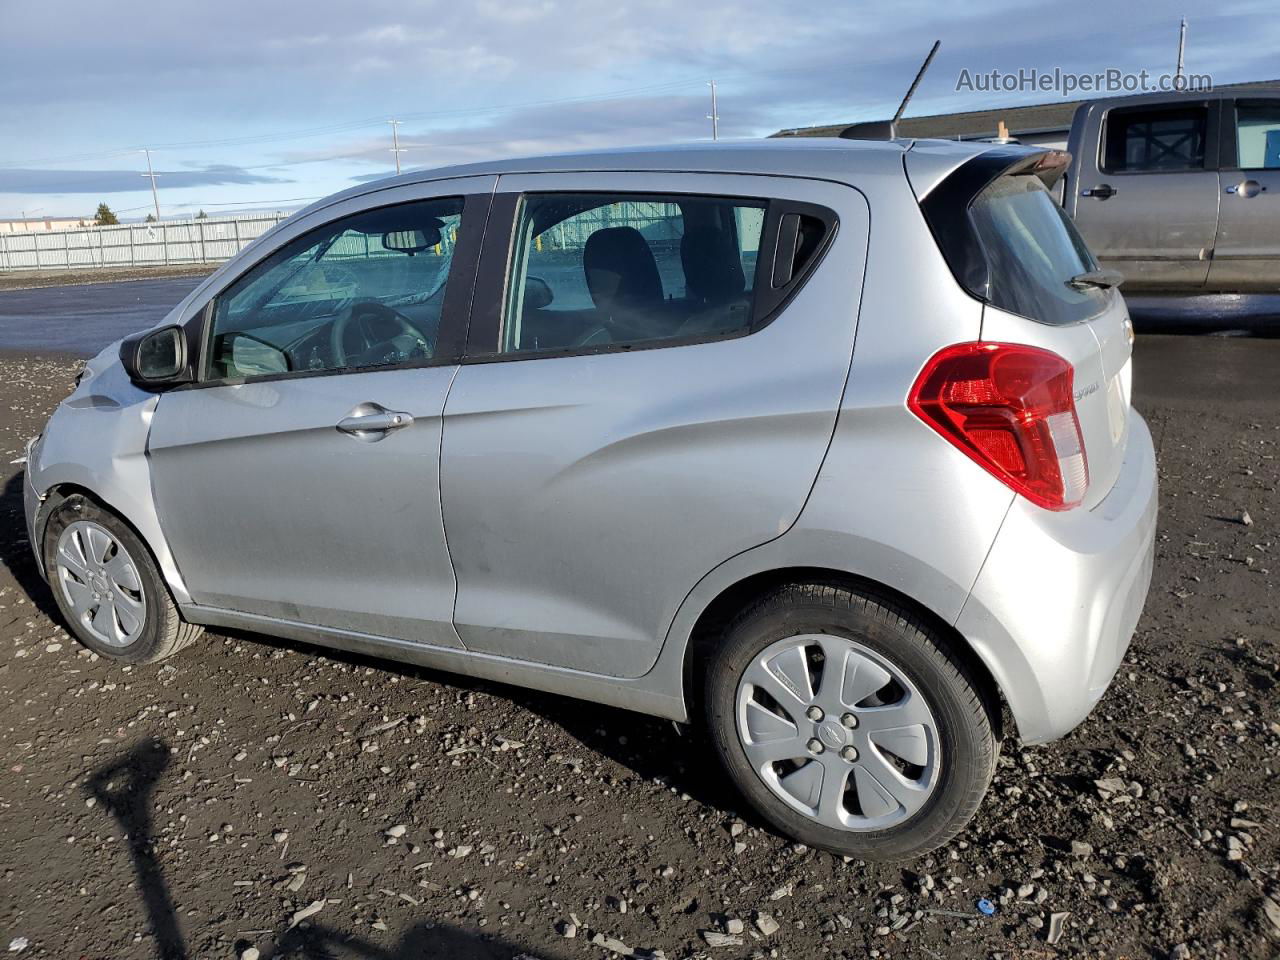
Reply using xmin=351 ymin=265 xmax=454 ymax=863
xmin=1063 ymin=88 xmax=1280 ymax=292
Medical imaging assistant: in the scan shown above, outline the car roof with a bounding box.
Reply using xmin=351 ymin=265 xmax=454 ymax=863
xmin=295 ymin=137 xmax=1009 ymax=220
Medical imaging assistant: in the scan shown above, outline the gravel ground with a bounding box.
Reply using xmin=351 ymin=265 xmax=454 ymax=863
xmin=0 ymin=336 xmax=1277 ymax=960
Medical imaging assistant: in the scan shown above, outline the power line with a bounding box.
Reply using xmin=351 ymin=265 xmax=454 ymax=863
xmin=0 ymin=77 xmax=710 ymax=168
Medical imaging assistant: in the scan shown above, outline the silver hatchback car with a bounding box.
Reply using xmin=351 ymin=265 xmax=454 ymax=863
xmin=24 ymin=139 xmax=1156 ymax=861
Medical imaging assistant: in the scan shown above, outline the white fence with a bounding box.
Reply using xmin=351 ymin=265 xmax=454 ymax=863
xmin=0 ymin=213 xmax=291 ymax=272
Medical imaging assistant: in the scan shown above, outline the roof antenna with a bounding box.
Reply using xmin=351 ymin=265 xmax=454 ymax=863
xmin=841 ymin=40 xmax=940 ymax=140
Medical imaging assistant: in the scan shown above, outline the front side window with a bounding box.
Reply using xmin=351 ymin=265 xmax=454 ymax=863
xmin=1102 ymin=106 xmax=1208 ymax=173
xmin=501 ymin=193 xmax=766 ymax=354
xmin=1236 ymin=101 xmax=1280 ymax=170
xmin=207 ymin=198 xmax=464 ymax=379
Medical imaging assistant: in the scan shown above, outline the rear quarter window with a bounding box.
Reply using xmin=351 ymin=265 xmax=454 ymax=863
xmin=970 ymin=175 xmax=1109 ymax=326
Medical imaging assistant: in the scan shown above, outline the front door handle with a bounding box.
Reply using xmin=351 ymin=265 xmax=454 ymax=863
xmin=1225 ymin=179 xmax=1265 ymax=198
xmin=336 ymin=403 xmax=414 ymax=441
xmin=1081 ymin=183 xmax=1116 ymax=200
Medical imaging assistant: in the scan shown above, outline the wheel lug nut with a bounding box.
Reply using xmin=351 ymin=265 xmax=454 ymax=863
xmin=840 ymin=746 xmax=858 ymax=762
xmin=840 ymin=712 xmax=858 ymax=729
xmin=805 ymin=706 xmax=824 ymax=722
xmin=806 ymin=738 xmax=824 ymax=755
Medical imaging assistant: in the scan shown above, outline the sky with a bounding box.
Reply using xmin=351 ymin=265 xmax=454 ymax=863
xmin=1 ymin=1 xmax=1274 ymax=221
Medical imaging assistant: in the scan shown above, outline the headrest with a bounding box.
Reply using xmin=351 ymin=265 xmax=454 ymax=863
xmin=681 ymin=226 xmax=745 ymax=304
xmin=583 ymin=227 xmax=663 ymax=311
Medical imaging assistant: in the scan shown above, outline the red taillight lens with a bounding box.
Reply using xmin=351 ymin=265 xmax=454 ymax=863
xmin=908 ymin=342 xmax=1089 ymax=510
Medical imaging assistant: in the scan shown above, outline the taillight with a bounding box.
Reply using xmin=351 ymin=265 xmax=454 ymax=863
xmin=908 ymin=342 xmax=1089 ymax=510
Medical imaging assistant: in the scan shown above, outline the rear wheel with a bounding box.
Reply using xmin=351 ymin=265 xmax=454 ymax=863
xmin=43 ymin=495 xmax=202 ymax=663
xmin=705 ymin=582 xmax=998 ymax=861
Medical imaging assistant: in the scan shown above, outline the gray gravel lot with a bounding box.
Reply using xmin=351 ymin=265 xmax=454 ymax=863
xmin=0 ymin=334 xmax=1277 ymax=960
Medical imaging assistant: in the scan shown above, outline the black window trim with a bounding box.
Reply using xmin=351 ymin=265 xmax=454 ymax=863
xmin=170 ymin=191 xmax=493 ymax=391
xmin=462 ymin=188 xmax=838 ymax=365
xmin=1097 ymin=99 xmax=1221 ymax=176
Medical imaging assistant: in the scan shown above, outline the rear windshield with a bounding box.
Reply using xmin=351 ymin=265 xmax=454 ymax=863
xmin=970 ymin=174 xmax=1109 ymax=326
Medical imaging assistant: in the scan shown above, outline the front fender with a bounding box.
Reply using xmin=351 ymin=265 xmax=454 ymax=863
xmin=27 ymin=354 xmax=191 ymax=605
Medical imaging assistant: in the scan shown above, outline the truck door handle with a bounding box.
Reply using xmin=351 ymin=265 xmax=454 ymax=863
xmin=336 ymin=403 xmax=414 ymax=441
xmin=1225 ymin=179 xmax=1265 ymax=197
xmin=1081 ymin=184 xmax=1116 ymax=200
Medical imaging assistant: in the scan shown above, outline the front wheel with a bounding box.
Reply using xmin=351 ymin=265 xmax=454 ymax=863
xmin=43 ymin=495 xmax=202 ymax=664
xmin=705 ymin=582 xmax=998 ymax=861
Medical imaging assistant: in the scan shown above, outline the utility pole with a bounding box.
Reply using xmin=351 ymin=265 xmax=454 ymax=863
xmin=141 ymin=149 xmax=161 ymax=221
xmin=707 ymin=80 xmax=719 ymax=141
xmin=388 ymin=119 xmax=406 ymax=175
xmin=1175 ymin=17 xmax=1187 ymax=87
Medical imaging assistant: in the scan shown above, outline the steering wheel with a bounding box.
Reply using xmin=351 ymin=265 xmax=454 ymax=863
xmin=329 ymin=301 xmax=430 ymax=367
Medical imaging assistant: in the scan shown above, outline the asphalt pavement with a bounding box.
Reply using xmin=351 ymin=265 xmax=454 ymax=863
xmin=0 ymin=276 xmax=204 ymax=355
xmin=0 ymin=273 xmax=1277 ymax=358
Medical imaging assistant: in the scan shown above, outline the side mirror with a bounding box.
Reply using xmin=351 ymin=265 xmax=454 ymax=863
xmin=120 ymin=325 xmax=194 ymax=388
xmin=523 ymin=275 xmax=554 ymax=310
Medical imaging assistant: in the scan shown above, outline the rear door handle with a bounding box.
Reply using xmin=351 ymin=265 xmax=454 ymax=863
xmin=336 ymin=403 xmax=414 ymax=441
xmin=1225 ymin=179 xmax=1265 ymax=197
xmin=1081 ymin=183 xmax=1116 ymax=200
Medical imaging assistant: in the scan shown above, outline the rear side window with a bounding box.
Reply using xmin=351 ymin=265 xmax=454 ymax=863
xmin=501 ymin=194 xmax=766 ymax=354
xmin=1102 ymin=106 xmax=1208 ymax=173
xmin=970 ymin=175 xmax=1106 ymax=326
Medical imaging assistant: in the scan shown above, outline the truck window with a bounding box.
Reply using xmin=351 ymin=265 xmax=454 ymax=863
xmin=970 ymin=174 xmax=1108 ymax=326
xmin=1236 ymin=101 xmax=1280 ymax=170
xmin=1102 ymin=106 xmax=1208 ymax=173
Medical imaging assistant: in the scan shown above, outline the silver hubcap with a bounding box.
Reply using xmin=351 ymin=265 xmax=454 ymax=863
xmin=54 ymin=520 xmax=146 ymax=647
xmin=735 ymin=634 xmax=940 ymax=831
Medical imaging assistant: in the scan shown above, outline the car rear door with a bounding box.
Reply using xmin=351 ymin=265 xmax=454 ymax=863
xmin=1072 ymin=100 xmax=1220 ymax=290
xmin=1208 ymin=97 xmax=1280 ymax=291
xmin=146 ymin=178 xmax=494 ymax=646
xmin=438 ymin=171 xmax=869 ymax=678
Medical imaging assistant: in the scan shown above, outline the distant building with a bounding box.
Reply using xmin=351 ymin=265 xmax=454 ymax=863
xmin=774 ymin=77 xmax=1280 ymax=149
xmin=0 ymin=216 xmax=89 ymax=234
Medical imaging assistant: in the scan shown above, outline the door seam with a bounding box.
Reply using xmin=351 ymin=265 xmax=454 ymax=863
xmin=438 ymin=362 xmax=467 ymax=649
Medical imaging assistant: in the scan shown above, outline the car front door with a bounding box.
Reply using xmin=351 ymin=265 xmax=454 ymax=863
xmin=1209 ymin=98 xmax=1280 ymax=291
xmin=438 ymin=172 xmax=870 ymax=678
xmin=146 ymin=179 xmax=493 ymax=646
xmin=1073 ymin=101 xmax=1220 ymax=290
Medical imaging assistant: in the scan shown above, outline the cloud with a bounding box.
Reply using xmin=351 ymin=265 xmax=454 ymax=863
xmin=0 ymin=165 xmax=291 ymax=195
xmin=1 ymin=0 xmax=1278 ymax=216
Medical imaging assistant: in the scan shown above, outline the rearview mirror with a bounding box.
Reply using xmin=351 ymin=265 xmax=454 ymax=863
xmin=382 ymin=223 xmax=442 ymax=255
xmin=120 ymin=325 xmax=193 ymax=388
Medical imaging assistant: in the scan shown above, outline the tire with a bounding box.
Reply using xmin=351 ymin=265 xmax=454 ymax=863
xmin=705 ymin=581 xmax=998 ymax=861
xmin=42 ymin=494 xmax=202 ymax=664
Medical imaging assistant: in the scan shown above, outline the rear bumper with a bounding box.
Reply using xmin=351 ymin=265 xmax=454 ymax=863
xmin=956 ymin=409 xmax=1158 ymax=744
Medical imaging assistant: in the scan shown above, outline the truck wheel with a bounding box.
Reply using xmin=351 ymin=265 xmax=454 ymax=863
xmin=42 ymin=495 xmax=202 ymax=664
xmin=705 ymin=582 xmax=998 ymax=861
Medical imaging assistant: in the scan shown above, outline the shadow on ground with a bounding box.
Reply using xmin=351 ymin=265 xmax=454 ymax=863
xmin=87 ymin=737 xmax=571 ymax=960
xmin=1 ymin=470 xmax=743 ymax=825
xmin=1 ymin=471 xmax=60 ymax=621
